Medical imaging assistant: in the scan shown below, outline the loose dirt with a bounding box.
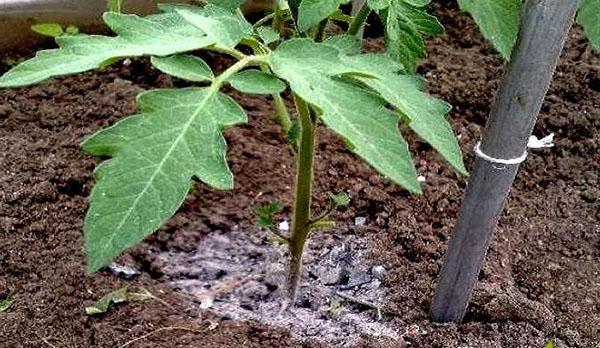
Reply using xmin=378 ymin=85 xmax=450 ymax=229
xmin=1 ymin=2 xmax=598 ymax=347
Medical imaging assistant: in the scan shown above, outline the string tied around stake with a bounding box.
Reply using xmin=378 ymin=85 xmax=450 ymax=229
xmin=474 ymin=133 xmax=554 ymax=165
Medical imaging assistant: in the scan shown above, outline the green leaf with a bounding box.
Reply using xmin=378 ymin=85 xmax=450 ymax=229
xmin=151 ymin=54 xmax=214 ymax=82
xmin=403 ymin=0 xmax=431 ymax=6
xmin=368 ymin=0 xmax=390 ymax=11
xmin=228 ymin=70 xmax=287 ymax=94
xmin=107 ymin=0 xmax=122 ymax=13
xmin=297 ymin=0 xmax=349 ymax=32
xmin=82 ymin=87 xmax=247 ymax=271
xmin=329 ymin=9 xmax=353 ymax=24
xmin=342 ymin=54 xmax=466 ymax=174
xmin=268 ymin=39 xmax=421 ymax=192
xmin=254 ymin=201 xmax=284 ymax=229
xmin=545 ymin=341 xmax=554 ymax=348
xmin=65 ymin=25 xmax=80 ymax=35
xmin=457 ymin=0 xmax=521 ymax=60
xmin=577 ymin=0 xmax=600 ymax=50
xmin=207 ymin=0 xmax=246 ymax=12
xmin=256 ymin=26 xmax=281 ymax=45
xmin=328 ymin=192 xmax=351 ymax=206
xmin=289 ymin=0 xmax=302 ymax=19
xmin=174 ymin=5 xmax=252 ymax=48
xmin=382 ymin=0 xmax=444 ymax=70
xmin=85 ymin=287 xmax=153 ymax=315
xmin=323 ymin=35 xmax=362 ymax=55
xmin=0 ymin=6 xmax=250 ymax=88
xmin=0 ymin=297 xmax=14 ymax=313
xmin=30 ymin=23 xmax=64 ymax=38
xmin=395 ymin=3 xmax=443 ymax=36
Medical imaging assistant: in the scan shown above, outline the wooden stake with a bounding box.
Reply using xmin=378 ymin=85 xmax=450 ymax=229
xmin=430 ymin=0 xmax=581 ymax=323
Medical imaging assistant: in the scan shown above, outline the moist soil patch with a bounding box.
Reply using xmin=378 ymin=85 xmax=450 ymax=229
xmin=1 ymin=2 xmax=599 ymax=347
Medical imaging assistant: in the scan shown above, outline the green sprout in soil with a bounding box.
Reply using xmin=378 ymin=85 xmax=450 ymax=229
xmin=30 ymin=23 xmax=80 ymax=38
xmin=0 ymin=296 xmax=14 ymax=313
xmin=0 ymin=0 xmax=467 ymax=302
xmin=85 ymin=286 xmax=154 ymax=315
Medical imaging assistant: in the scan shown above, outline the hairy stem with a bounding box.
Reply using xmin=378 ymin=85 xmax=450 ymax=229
xmin=286 ymin=94 xmax=316 ymax=302
xmin=347 ymin=1 xmax=370 ymax=37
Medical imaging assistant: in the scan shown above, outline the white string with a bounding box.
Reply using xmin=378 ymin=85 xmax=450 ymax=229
xmin=474 ymin=133 xmax=554 ymax=165
xmin=527 ymin=133 xmax=555 ymax=149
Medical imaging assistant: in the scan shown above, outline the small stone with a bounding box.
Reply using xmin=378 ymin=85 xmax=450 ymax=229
xmin=318 ymin=265 xmax=343 ymax=285
xmin=581 ymin=188 xmax=599 ymax=203
xmin=371 ymin=265 xmax=386 ymax=280
xmin=354 ymin=216 xmax=366 ymax=226
xmin=108 ymin=262 xmax=141 ymax=280
xmin=547 ymin=262 xmax=561 ymax=270
xmin=417 ymin=175 xmax=426 ymax=183
xmin=405 ymin=324 xmax=420 ymax=337
xmin=241 ymin=281 xmax=270 ymax=300
xmin=199 ymin=296 xmax=214 ymax=309
xmin=0 ymin=105 xmax=11 ymax=118
xmin=278 ymin=221 xmax=289 ymax=231
xmin=347 ymin=269 xmax=372 ymax=288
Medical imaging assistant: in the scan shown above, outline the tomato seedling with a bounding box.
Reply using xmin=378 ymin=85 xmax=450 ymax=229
xmin=0 ymin=0 xmax=466 ymax=301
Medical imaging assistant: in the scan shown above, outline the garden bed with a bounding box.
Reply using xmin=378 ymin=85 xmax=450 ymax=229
xmin=1 ymin=2 xmax=598 ymax=347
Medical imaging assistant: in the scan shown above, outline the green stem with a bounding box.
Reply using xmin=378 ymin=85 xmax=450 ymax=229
xmin=254 ymin=13 xmax=276 ymax=28
xmin=272 ymin=2 xmax=285 ymax=35
xmin=286 ymin=94 xmax=316 ymax=302
xmin=347 ymin=1 xmax=370 ymax=37
xmin=315 ymin=19 xmax=328 ymax=42
xmin=108 ymin=0 xmax=122 ymax=12
xmin=210 ymin=55 xmax=266 ymax=91
xmin=206 ymin=45 xmax=247 ymax=60
xmin=309 ymin=203 xmax=335 ymax=225
xmin=273 ymin=94 xmax=292 ymax=133
xmin=242 ymin=38 xmax=293 ymax=149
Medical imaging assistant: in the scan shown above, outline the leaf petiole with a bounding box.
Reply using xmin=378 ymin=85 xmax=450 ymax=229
xmin=315 ymin=19 xmax=329 ymax=42
xmin=347 ymin=1 xmax=371 ymax=37
xmin=210 ymin=55 xmax=268 ymax=91
xmin=254 ymin=13 xmax=277 ymax=28
xmin=205 ymin=45 xmax=248 ymax=60
xmin=309 ymin=204 xmax=336 ymax=226
xmin=240 ymin=37 xmax=293 ymax=142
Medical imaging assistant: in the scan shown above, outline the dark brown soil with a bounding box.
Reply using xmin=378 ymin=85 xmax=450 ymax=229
xmin=1 ymin=2 xmax=599 ymax=347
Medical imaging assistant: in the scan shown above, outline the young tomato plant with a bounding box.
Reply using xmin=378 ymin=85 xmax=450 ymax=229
xmin=0 ymin=0 xmax=466 ymax=301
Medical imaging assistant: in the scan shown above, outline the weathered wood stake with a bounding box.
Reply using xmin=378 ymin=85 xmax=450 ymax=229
xmin=430 ymin=0 xmax=581 ymax=323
